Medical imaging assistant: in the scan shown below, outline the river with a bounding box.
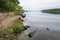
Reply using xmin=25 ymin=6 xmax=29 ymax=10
xmin=18 ymin=0 xmax=60 ymax=40
xmin=17 ymin=11 xmax=60 ymax=40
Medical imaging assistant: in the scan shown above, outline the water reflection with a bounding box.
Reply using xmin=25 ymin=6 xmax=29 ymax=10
xmin=22 ymin=12 xmax=60 ymax=40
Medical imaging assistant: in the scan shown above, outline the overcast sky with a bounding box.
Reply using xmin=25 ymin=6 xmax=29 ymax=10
xmin=19 ymin=0 xmax=60 ymax=10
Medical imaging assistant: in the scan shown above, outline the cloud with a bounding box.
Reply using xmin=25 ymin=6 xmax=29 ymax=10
xmin=19 ymin=0 xmax=60 ymax=10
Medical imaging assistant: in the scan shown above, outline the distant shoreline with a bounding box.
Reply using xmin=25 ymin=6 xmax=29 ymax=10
xmin=41 ymin=8 xmax=60 ymax=14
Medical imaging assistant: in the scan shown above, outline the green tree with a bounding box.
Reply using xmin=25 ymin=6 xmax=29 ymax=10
xmin=0 ymin=0 xmax=23 ymax=13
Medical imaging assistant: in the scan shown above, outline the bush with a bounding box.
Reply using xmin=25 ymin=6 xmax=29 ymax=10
xmin=3 ymin=28 xmax=14 ymax=35
xmin=0 ymin=0 xmax=23 ymax=14
xmin=12 ymin=19 xmax=25 ymax=34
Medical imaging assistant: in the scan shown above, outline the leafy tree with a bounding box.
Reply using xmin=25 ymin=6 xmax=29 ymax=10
xmin=0 ymin=0 xmax=23 ymax=14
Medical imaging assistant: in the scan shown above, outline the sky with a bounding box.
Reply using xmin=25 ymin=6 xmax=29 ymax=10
xmin=19 ymin=0 xmax=60 ymax=10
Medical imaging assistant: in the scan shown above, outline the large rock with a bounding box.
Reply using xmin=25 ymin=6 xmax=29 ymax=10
xmin=21 ymin=14 xmax=26 ymax=18
xmin=28 ymin=31 xmax=36 ymax=38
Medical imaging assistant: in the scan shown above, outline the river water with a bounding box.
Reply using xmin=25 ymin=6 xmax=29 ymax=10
xmin=18 ymin=11 xmax=60 ymax=40
xmin=18 ymin=0 xmax=60 ymax=40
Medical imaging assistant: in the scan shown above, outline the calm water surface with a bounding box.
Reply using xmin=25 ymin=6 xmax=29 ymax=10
xmin=21 ymin=12 xmax=60 ymax=40
xmin=19 ymin=0 xmax=60 ymax=40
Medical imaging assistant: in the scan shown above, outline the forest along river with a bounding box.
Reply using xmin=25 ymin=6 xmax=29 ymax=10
xmin=18 ymin=12 xmax=60 ymax=40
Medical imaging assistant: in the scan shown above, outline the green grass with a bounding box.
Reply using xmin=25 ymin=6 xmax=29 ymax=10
xmin=0 ymin=19 xmax=25 ymax=40
xmin=12 ymin=19 xmax=25 ymax=33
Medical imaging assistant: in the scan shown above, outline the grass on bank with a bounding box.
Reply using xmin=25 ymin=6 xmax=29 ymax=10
xmin=0 ymin=19 xmax=25 ymax=40
xmin=12 ymin=19 xmax=25 ymax=33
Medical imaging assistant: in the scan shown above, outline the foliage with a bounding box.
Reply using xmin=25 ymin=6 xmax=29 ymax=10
xmin=0 ymin=19 xmax=25 ymax=40
xmin=0 ymin=0 xmax=23 ymax=14
xmin=2 ymin=28 xmax=14 ymax=35
xmin=12 ymin=19 xmax=25 ymax=33
xmin=2 ymin=19 xmax=25 ymax=35
xmin=41 ymin=8 xmax=60 ymax=14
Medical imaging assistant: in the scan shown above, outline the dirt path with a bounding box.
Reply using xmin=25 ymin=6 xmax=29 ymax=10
xmin=0 ymin=15 xmax=22 ymax=29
